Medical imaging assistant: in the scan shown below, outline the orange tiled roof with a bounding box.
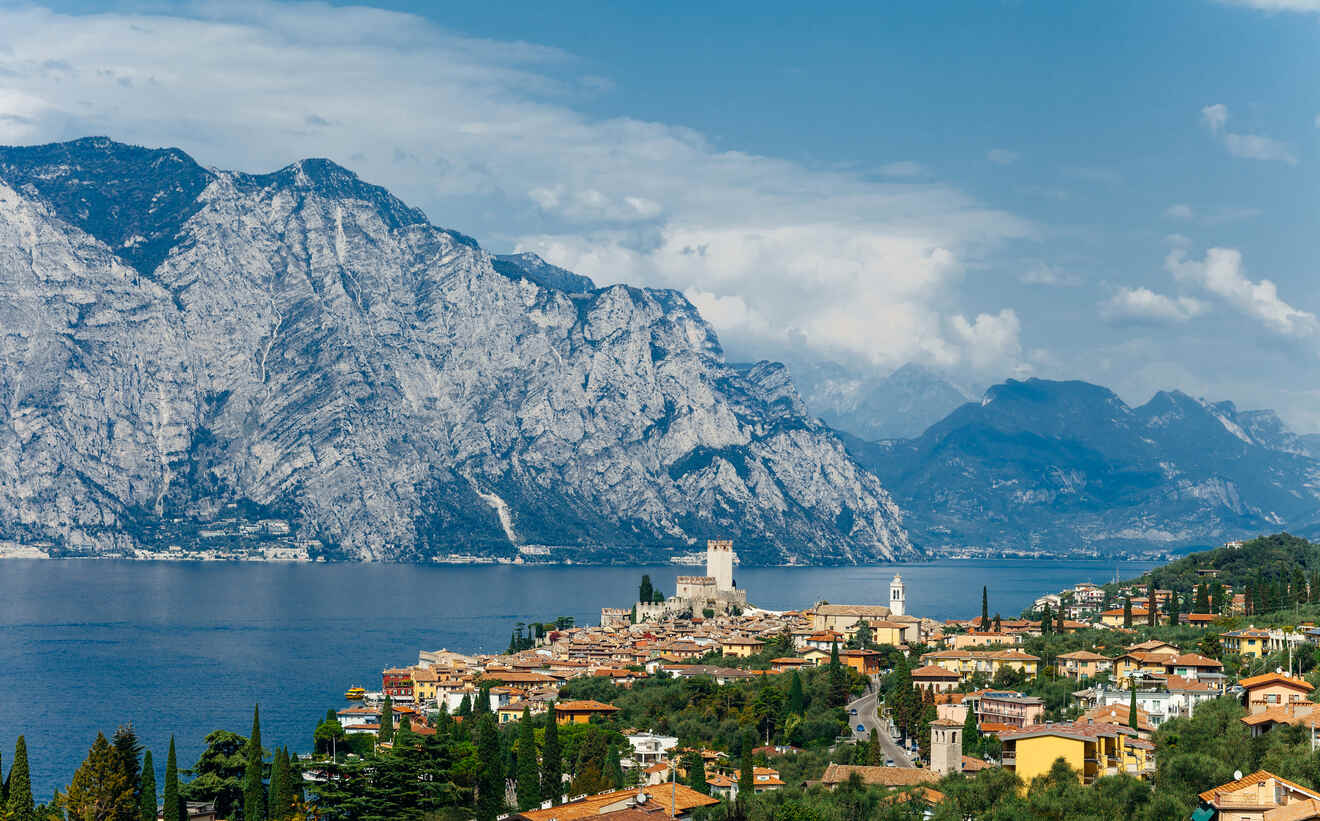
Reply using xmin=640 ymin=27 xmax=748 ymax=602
xmin=520 ymin=786 xmax=718 ymax=821
xmin=1198 ymin=770 xmax=1320 ymax=803
xmin=1240 ymin=672 xmax=1314 ymax=691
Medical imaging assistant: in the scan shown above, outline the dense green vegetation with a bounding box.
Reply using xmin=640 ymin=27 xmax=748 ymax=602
xmin=1132 ymin=533 xmax=1320 ymax=613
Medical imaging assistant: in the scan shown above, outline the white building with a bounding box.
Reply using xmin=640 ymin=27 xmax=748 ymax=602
xmin=626 ymin=732 xmax=678 ymax=765
xmin=890 ymin=574 xmax=906 ymax=618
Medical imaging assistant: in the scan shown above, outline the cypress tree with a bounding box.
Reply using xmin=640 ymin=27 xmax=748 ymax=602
xmin=683 ymin=749 xmax=707 ymax=794
xmin=243 ymin=705 xmax=267 ymax=821
xmin=788 ymin=671 xmax=805 ymax=714
xmin=1122 ymin=596 xmax=1133 ymax=628
xmin=475 ymin=713 xmax=504 ymax=821
xmin=1055 ymin=607 xmax=1065 ymax=633
xmin=980 ymin=587 xmax=989 ymax=631
xmin=992 ymin=613 xmax=1001 ymax=633
xmin=1169 ymin=592 xmax=1181 ymax=626
xmin=606 ymin=744 xmax=623 ymax=789
xmin=1128 ymin=688 xmax=1139 ymax=731
xmin=541 ymin=707 xmax=563 ymax=805
xmin=1040 ymin=603 xmax=1052 ymax=635
xmin=1195 ymin=582 xmax=1210 ymax=613
xmin=867 ymin=728 xmax=883 ymax=765
xmin=738 ymin=730 xmax=755 ymax=800
xmin=379 ymin=696 xmax=395 ymax=743
xmin=267 ymin=749 xmax=288 ymax=821
xmin=476 ymin=685 xmax=492 ymax=714
xmin=639 ymin=575 xmax=653 ymax=604
xmin=828 ymin=640 xmax=847 ymax=706
xmin=961 ymin=705 xmax=982 ymax=757
xmin=6 ymin=736 xmax=33 ymax=821
xmin=139 ymin=749 xmax=158 ymax=821
xmin=1146 ymin=580 xmax=1156 ymax=626
xmin=281 ymin=747 xmax=302 ymax=812
xmin=164 ymin=737 xmax=182 ymax=821
xmin=516 ymin=708 xmax=541 ymax=810
xmin=458 ymin=694 xmax=473 ymax=717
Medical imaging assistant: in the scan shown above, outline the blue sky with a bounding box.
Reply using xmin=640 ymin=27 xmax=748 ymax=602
xmin=2 ymin=0 xmax=1319 ymax=426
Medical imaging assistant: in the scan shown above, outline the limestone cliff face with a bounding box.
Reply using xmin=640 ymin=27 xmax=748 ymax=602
xmin=0 ymin=138 xmax=910 ymax=564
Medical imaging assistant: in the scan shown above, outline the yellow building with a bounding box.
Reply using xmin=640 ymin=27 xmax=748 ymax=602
xmin=720 ymin=637 xmax=766 ymax=658
xmin=1000 ymin=722 xmax=1153 ymax=785
xmin=919 ymin=649 xmax=1040 ymax=684
xmin=1221 ymin=629 xmax=1272 ymax=659
xmin=554 ymin=699 xmax=620 ymax=724
xmin=411 ymin=667 xmax=440 ymax=703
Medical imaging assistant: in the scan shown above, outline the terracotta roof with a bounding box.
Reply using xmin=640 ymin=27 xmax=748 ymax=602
xmin=1081 ymin=704 xmax=1154 ymax=733
xmin=1170 ymin=652 xmax=1222 ymax=668
xmin=814 ymin=605 xmax=892 ymax=617
xmin=556 ymin=700 xmax=621 ymax=713
xmin=519 ymin=787 xmax=718 ymax=821
xmin=819 ymin=764 xmax=938 ymax=787
xmin=1199 ymin=770 xmax=1320 ymax=804
xmin=910 ymin=664 xmax=960 ymax=679
xmin=961 ymin=756 xmax=991 ymax=772
xmin=1056 ymin=651 xmax=1111 ymax=661
xmin=1239 ymin=672 xmax=1314 ymax=691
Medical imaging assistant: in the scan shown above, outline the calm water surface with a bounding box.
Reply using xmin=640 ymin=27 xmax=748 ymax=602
xmin=0 ymin=557 xmax=1159 ymax=798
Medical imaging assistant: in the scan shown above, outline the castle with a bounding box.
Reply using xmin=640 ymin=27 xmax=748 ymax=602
xmin=634 ymin=540 xmax=748 ymax=622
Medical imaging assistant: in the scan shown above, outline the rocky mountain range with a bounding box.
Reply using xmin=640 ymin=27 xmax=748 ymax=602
xmin=0 ymin=137 xmax=910 ymax=565
xmin=786 ymin=360 xmax=970 ymax=441
xmin=845 ymin=378 xmax=1320 ymax=555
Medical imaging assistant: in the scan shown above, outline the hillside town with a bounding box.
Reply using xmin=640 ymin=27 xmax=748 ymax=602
xmin=300 ymin=538 xmax=1320 ymax=820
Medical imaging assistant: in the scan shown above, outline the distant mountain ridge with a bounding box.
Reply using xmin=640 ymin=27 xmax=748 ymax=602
xmin=787 ymin=360 xmax=970 ymax=441
xmin=847 ymin=377 xmax=1320 ymax=554
xmin=0 ymin=137 xmax=910 ymax=564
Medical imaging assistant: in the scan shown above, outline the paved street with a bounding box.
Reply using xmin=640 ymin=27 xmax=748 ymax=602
xmin=846 ymin=687 xmax=913 ymax=767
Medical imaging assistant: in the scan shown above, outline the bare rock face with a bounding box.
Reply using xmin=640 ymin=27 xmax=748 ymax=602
xmin=0 ymin=138 xmax=911 ymax=564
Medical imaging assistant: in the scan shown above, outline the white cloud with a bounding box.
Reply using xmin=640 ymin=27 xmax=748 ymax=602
xmin=987 ymin=148 xmax=1019 ymax=165
xmin=1200 ymin=103 xmax=1297 ymax=164
xmin=1100 ymin=287 xmax=1205 ymax=324
xmin=947 ymin=309 xmax=1023 ymax=373
xmin=1165 ymin=203 xmax=1195 ymax=219
xmin=0 ymin=2 xmax=1033 ymax=377
xmin=1166 ymin=247 xmax=1317 ymax=337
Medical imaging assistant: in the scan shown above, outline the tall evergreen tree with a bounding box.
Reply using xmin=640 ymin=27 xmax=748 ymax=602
xmin=866 ymin=728 xmax=883 ymax=765
xmin=243 ymin=705 xmax=267 ymax=821
xmin=278 ymin=747 xmax=301 ymax=814
xmin=268 ymin=749 xmax=291 ymax=821
xmin=605 ymin=744 xmax=624 ymax=789
xmin=475 ymin=685 xmax=492 ymax=714
xmin=961 ymin=705 xmax=982 ymax=758
xmin=139 ymin=749 xmax=158 ymax=821
xmin=65 ymin=733 xmax=136 ymax=821
xmin=738 ymin=730 xmax=755 ymax=800
xmin=1122 ymin=596 xmax=1133 ymax=628
xmin=379 ymin=696 xmax=395 ymax=743
xmin=6 ymin=736 xmax=34 ymax=821
xmin=1040 ymin=603 xmax=1052 ymax=635
xmin=639 ymin=575 xmax=653 ymax=604
xmin=682 ymin=749 xmax=707 ymax=795
xmin=475 ymin=714 xmax=504 ymax=821
xmin=1195 ymin=582 xmax=1211 ymax=613
xmin=828 ymin=641 xmax=848 ymax=707
xmin=1055 ymin=607 xmax=1065 ymax=634
xmin=541 ymin=706 xmax=563 ymax=805
xmin=1128 ymin=688 xmax=1139 ymax=731
xmin=112 ymin=724 xmax=143 ymax=810
xmin=980 ymin=587 xmax=989 ymax=631
xmin=163 ymin=737 xmax=182 ymax=821
xmin=516 ymin=708 xmax=541 ymax=810
xmin=787 ymin=671 xmax=805 ymax=714
xmin=1210 ymin=580 xmax=1226 ymax=614
xmin=1168 ymin=592 xmax=1181 ymax=626
xmin=1146 ymin=580 xmax=1157 ymax=626
xmin=458 ymin=694 xmax=473 ymax=717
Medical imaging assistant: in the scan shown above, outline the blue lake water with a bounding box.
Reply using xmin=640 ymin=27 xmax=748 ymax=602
xmin=0 ymin=557 xmax=1159 ymax=798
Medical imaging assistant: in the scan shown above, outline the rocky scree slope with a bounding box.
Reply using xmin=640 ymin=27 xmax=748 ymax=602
xmin=0 ymin=137 xmax=910 ymax=564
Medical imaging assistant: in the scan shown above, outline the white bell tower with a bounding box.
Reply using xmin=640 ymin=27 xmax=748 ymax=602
xmin=889 ymin=574 xmax=905 ymax=617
